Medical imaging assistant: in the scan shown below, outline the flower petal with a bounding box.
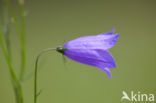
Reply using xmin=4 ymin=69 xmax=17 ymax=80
xmin=98 ymin=67 xmax=111 ymax=79
xmin=64 ymin=32 xmax=119 ymax=50
xmin=64 ymin=49 xmax=115 ymax=78
xmin=64 ymin=48 xmax=115 ymax=66
xmin=99 ymin=28 xmax=116 ymax=35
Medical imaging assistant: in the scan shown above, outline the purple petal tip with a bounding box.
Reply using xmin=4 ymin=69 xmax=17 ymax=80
xmin=99 ymin=28 xmax=116 ymax=35
xmin=101 ymin=68 xmax=112 ymax=79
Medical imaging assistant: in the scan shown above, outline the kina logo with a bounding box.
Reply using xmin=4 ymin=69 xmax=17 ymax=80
xmin=121 ymin=91 xmax=155 ymax=102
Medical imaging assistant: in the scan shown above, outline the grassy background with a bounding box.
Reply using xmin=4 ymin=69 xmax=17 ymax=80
xmin=0 ymin=0 xmax=156 ymax=103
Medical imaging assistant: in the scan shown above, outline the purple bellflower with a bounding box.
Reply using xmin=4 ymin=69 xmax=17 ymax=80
xmin=56 ymin=29 xmax=119 ymax=79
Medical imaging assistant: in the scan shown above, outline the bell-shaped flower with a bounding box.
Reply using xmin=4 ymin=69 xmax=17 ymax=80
xmin=57 ymin=29 xmax=119 ymax=79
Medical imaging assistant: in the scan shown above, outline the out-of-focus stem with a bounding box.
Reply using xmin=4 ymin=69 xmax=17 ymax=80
xmin=16 ymin=0 xmax=26 ymax=81
xmin=3 ymin=0 xmax=25 ymax=103
xmin=5 ymin=0 xmax=26 ymax=81
xmin=0 ymin=26 xmax=23 ymax=103
xmin=2 ymin=0 xmax=11 ymax=58
xmin=5 ymin=0 xmax=21 ymax=34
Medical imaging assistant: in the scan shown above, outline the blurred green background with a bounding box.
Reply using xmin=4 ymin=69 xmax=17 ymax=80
xmin=0 ymin=0 xmax=156 ymax=103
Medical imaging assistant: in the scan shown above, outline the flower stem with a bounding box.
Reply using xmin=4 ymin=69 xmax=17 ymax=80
xmin=34 ymin=48 xmax=56 ymax=103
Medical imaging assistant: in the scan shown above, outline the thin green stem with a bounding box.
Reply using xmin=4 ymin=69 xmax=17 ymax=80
xmin=1 ymin=0 xmax=11 ymax=57
xmin=5 ymin=0 xmax=26 ymax=81
xmin=16 ymin=0 xmax=26 ymax=81
xmin=1 ymin=1 xmax=20 ymax=102
xmin=34 ymin=48 xmax=56 ymax=103
xmin=0 ymin=26 xmax=23 ymax=103
xmin=5 ymin=0 xmax=26 ymax=82
xmin=0 ymin=30 xmax=17 ymax=83
xmin=1 ymin=1 xmax=25 ymax=103
xmin=5 ymin=0 xmax=21 ymax=35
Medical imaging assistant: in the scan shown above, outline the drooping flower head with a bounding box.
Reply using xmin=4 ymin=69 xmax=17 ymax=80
xmin=56 ymin=29 xmax=119 ymax=79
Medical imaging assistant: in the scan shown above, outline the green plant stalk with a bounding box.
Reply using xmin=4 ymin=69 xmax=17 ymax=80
xmin=0 ymin=27 xmax=23 ymax=103
xmin=1 ymin=1 xmax=20 ymax=102
xmin=5 ymin=0 xmax=26 ymax=81
xmin=1 ymin=0 xmax=22 ymax=103
xmin=16 ymin=0 xmax=26 ymax=81
xmin=1 ymin=0 xmax=11 ymax=58
xmin=34 ymin=48 xmax=56 ymax=103
xmin=5 ymin=0 xmax=21 ymax=34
